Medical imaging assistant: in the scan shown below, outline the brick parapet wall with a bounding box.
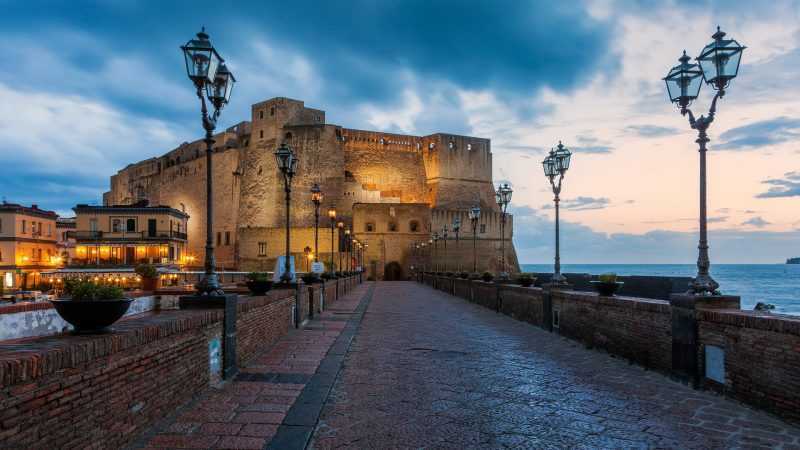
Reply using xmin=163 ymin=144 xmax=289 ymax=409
xmin=697 ymin=309 xmax=800 ymax=424
xmin=0 ymin=288 xmax=299 ymax=448
xmin=422 ymin=277 xmax=800 ymax=426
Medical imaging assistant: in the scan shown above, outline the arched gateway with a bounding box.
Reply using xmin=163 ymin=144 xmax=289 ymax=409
xmin=384 ymin=262 xmax=404 ymax=281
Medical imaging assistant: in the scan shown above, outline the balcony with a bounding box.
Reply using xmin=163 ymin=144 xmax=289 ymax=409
xmin=74 ymin=230 xmax=188 ymax=242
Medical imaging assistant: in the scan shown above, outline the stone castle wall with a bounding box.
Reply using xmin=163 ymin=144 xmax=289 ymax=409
xmin=104 ymin=97 xmax=520 ymax=276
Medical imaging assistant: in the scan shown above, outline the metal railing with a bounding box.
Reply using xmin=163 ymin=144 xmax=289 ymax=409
xmin=74 ymin=230 xmax=188 ymax=241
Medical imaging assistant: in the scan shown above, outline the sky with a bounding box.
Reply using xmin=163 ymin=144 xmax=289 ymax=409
xmin=0 ymin=0 xmax=798 ymax=263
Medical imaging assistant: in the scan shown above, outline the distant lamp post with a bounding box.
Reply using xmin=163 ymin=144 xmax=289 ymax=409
xmin=337 ymin=221 xmax=344 ymax=273
xmin=328 ymin=205 xmax=336 ymax=273
xmin=180 ymin=28 xmax=235 ymax=295
xmin=542 ymin=142 xmax=572 ymax=285
xmin=275 ymin=142 xmax=299 ymax=283
xmin=441 ymin=225 xmax=448 ymax=272
xmin=469 ymin=204 xmax=481 ymax=273
xmin=310 ymin=184 xmax=323 ymax=269
xmin=452 ymin=216 xmax=461 ymax=272
xmin=664 ymin=27 xmax=745 ymax=295
xmin=431 ymin=233 xmax=439 ymax=272
xmin=495 ymin=183 xmax=513 ymax=280
xmin=344 ymin=228 xmax=351 ymax=272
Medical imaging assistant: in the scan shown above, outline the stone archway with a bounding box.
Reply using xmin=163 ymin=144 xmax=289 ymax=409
xmin=384 ymin=262 xmax=404 ymax=281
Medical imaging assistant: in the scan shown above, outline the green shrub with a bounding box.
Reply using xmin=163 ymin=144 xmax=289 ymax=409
xmin=69 ymin=281 xmax=124 ymax=301
xmin=481 ymin=272 xmax=494 ymax=282
xmin=516 ymin=273 xmax=535 ymax=287
xmin=598 ymin=273 xmax=618 ymax=283
xmin=135 ymin=264 xmax=158 ymax=279
xmin=459 ymin=272 xmax=469 ymax=279
xmin=246 ymin=272 xmax=270 ymax=282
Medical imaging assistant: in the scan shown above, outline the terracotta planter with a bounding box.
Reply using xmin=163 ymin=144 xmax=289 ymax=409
xmin=51 ymin=298 xmax=134 ymax=334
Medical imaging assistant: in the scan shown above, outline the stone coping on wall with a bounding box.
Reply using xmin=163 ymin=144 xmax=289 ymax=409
xmin=698 ymin=308 xmax=800 ymax=336
xmin=0 ymin=290 xmax=156 ymax=316
xmin=0 ymin=290 xmax=296 ymax=388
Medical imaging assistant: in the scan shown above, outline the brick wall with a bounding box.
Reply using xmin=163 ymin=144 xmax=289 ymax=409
xmin=236 ymin=290 xmax=295 ymax=365
xmin=698 ymin=310 xmax=800 ymax=424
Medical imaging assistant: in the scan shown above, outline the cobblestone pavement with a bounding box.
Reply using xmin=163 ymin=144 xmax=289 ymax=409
xmin=136 ymin=284 xmax=368 ymax=450
xmin=310 ymin=282 xmax=800 ymax=450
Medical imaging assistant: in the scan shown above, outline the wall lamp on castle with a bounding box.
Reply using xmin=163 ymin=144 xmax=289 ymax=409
xmin=180 ymin=27 xmax=236 ymax=296
xmin=542 ymin=142 xmax=572 ymax=285
xmin=310 ymin=183 xmax=323 ymax=273
xmin=663 ymin=27 xmax=745 ymax=295
xmin=495 ymin=183 xmax=513 ymax=280
xmin=275 ymin=142 xmax=299 ymax=283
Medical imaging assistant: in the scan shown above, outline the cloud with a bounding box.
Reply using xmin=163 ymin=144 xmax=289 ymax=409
xmin=757 ymin=171 xmax=800 ymax=198
xmin=541 ymin=196 xmax=610 ymax=211
xmin=708 ymin=216 xmax=728 ymax=223
xmin=625 ymin=124 xmax=681 ymax=138
xmin=570 ymin=134 xmax=614 ymax=154
xmin=742 ymin=216 xmax=771 ymax=228
xmin=716 ymin=117 xmax=800 ymax=151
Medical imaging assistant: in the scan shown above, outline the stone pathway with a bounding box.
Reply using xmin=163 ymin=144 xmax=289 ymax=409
xmin=137 ymin=283 xmax=369 ymax=450
xmin=309 ymin=281 xmax=800 ymax=449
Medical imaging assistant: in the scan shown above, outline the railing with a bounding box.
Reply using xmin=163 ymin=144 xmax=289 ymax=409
xmin=74 ymin=230 xmax=188 ymax=241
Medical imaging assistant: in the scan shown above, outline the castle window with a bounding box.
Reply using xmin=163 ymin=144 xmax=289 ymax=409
xmin=126 ymin=219 xmax=136 ymax=232
xmin=258 ymin=242 xmax=267 ymax=256
xmin=225 ymin=231 xmax=231 ymax=246
xmin=270 ymin=106 xmax=275 ymax=116
xmin=380 ymin=138 xmax=385 ymax=145
xmin=388 ymin=222 xmax=397 ymax=232
xmin=365 ymin=222 xmax=375 ymax=232
xmin=260 ymin=130 xmax=264 ymax=139
xmin=285 ymin=132 xmax=292 ymax=140
xmin=112 ymin=219 xmax=121 ymax=233
xmin=216 ymin=232 xmax=221 ymax=246
xmin=409 ymin=220 xmax=419 ymax=232
xmin=259 ymin=110 xmax=264 ymax=119
xmin=429 ymin=143 xmax=435 ymax=150
xmin=480 ymin=224 xmax=486 ymax=234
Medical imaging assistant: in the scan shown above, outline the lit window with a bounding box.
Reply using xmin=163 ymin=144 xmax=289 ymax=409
xmin=467 ymin=143 xmax=472 ymax=151
xmin=258 ymin=242 xmax=267 ymax=256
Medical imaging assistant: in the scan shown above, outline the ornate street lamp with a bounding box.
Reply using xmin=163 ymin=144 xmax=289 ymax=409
xmin=328 ymin=205 xmax=336 ymax=274
xmin=310 ymin=184 xmax=323 ymax=270
xmin=542 ymin=142 xmax=571 ymax=285
xmin=275 ymin=142 xmax=299 ymax=283
xmin=337 ymin=221 xmax=344 ymax=274
xmin=431 ymin=233 xmax=439 ymax=272
xmin=664 ymin=27 xmax=745 ymax=295
xmin=344 ymin=228 xmax=351 ymax=272
xmin=452 ymin=216 xmax=461 ymax=272
xmin=495 ymin=183 xmax=512 ymax=280
xmin=469 ymin=204 xmax=481 ymax=273
xmin=180 ymin=28 xmax=235 ymax=296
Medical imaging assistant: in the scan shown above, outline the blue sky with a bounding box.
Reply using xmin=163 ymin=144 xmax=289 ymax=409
xmin=0 ymin=0 xmax=798 ymax=263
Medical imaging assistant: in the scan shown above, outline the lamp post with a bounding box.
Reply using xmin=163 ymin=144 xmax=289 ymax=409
xmin=311 ymin=184 xmax=323 ymax=271
xmin=337 ymin=221 xmax=344 ymax=274
xmin=328 ymin=205 xmax=336 ymax=274
xmin=275 ymin=142 xmax=299 ymax=283
xmin=431 ymin=234 xmax=438 ymax=272
xmin=469 ymin=204 xmax=481 ymax=273
xmin=542 ymin=142 xmax=572 ymax=285
xmin=452 ymin=216 xmax=461 ymax=272
xmin=180 ymin=28 xmax=235 ymax=296
xmin=664 ymin=27 xmax=745 ymax=295
xmin=441 ymin=225 xmax=448 ymax=272
xmin=495 ymin=183 xmax=513 ymax=280
xmin=344 ymin=228 xmax=351 ymax=272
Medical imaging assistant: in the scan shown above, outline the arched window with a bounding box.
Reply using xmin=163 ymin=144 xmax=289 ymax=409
xmin=409 ymin=220 xmax=419 ymax=232
xmin=388 ymin=222 xmax=398 ymax=232
xmin=285 ymin=132 xmax=293 ymax=140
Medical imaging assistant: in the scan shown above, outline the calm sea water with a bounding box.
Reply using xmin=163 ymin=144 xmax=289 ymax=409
xmin=520 ymin=264 xmax=800 ymax=316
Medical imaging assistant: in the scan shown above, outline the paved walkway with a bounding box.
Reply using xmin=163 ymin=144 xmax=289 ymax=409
xmin=309 ymin=282 xmax=800 ymax=449
xmin=137 ymin=284 xmax=368 ymax=450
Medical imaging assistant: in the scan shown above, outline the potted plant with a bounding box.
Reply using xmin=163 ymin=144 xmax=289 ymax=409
xmin=301 ymin=273 xmax=320 ymax=284
xmin=481 ymin=272 xmax=494 ymax=282
xmin=459 ymin=272 xmax=469 ymax=279
xmin=51 ymin=281 xmax=133 ymax=334
xmin=516 ymin=273 xmax=536 ymax=287
xmin=135 ymin=264 xmax=159 ymax=291
xmin=591 ymin=273 xmax=624 ymax=296
xmin=246 ymin=272 xmax=273 ymax=295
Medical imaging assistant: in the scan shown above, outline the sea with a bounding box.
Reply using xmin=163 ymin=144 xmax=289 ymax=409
xmin=520 ymin=264 xmax=800 ymax=316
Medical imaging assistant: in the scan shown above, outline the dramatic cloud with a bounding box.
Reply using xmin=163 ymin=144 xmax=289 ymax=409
xmin=625 ymin=125 xmax=681 ymax=138
xmin=742 ymin=216 xmax=772 ymax=228
xmin=716 ymin=117 xmax=800 ymax=151
xmin=757 ymin=171 xmax=800 ymax=198
xmin=541 ymin=196 xmax=610 ymax=211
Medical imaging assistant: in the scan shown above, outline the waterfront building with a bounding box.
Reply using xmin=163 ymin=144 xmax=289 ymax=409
xmin=56 ymin=217 xmax=76 ymax=265
xmin=71 ymin=203 xmax=189 ymax=267
xmin=104 ymin=97 xmax=519 ymax=279
xmin=0 ymin=202 xmax=60 ymax=290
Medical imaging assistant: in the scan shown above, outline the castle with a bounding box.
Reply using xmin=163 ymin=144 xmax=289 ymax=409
xmin=103 ymin=97 xmax=519 ymax=279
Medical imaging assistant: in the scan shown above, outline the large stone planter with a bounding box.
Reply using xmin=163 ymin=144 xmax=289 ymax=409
xmin=51 ymin=298 xmax=134 ymax=334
